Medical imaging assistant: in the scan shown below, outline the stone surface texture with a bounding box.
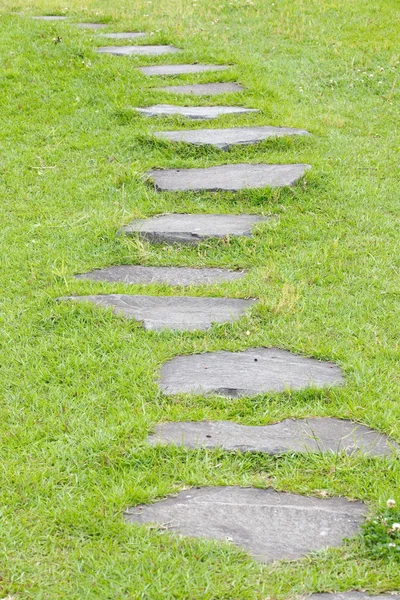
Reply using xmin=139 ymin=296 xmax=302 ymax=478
xmin=159 ymin=348 xmax=344 ymax=397
xmin=32 ymin=15 xmax=67 ymax=20
xmin=154 ymin=125 xmax=311 ymax=149
xmin=96 ymin=45 xmax=180 ymax=56
xmin=134 ymin=104 xmax=259 ymax=120
xmin=75 ymin=22 xmax=107 ymax=29
xmin=100 ymin=32 xmax=147 ymax=39
xmin=139 ymin=64 xmax=230 ymax=76
xmin=156 ymin=83 xmax=244 ymax=96
xmin=310 ymin=595 xmax=398 ymax=600
xmin=148 ymin=163 xmax=311 ymax=191
xmin=124 ymin=487 xmax=367 ymax=563
xmin=148 ymin=418 xmax=398 ymax=456
xmin=62 ymin=295 xmax=256 ymax=331
xmin=75 ymin=265 xmax=246 ymax=286
xmin=120 ymin=213 xmax=269 ymax=244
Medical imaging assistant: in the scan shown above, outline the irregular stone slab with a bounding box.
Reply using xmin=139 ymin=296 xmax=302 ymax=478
xmin=100 ymin=32 xmax=147 ymax=39
xmin=124 ymin=487 xmax=367 ymax=563
xmin=75 ymin=23 xmax=107 ymax=29
xmin=32 ymin=15 xmax=67 ymax=20
xmin=96 ymin=45 xmax=180 ymax=56
xmin=159 ymin=348 xmax=344 ymax=397
xmin=75 ymin=265 xmax=246 ymax=286
xmin=148 ymin=163 xmax=311 ymax=192
xmin=61 ymin=295 xmax=256 ymax=331
xmin=154 ymin=125 xmax=311 ymax=149
xmin=138 ymin=64 xmax=230 ymax=76
xmin=156 ymin=83 xmax=244 ymax=96
xmin=134 ymin=104 xmax=259 ymax=120
xmin=310 ymin=595 xmax=398 ymax=600
xmin=120 ymin=213 xmax=269 ymax=244
xmin=148 ymin=418 xmax=398 ymax=456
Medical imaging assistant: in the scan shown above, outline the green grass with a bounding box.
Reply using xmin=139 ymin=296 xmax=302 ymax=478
xmin=0 ymin=0 xmax=399 ymax=597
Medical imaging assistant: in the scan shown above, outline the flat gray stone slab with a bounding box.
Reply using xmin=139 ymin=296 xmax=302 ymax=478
xmin=32 ymin=15 xmax=67 ymax=20
xmin=148 ymin=163 xmax=311 ymax=192
xmin=61 ymin=295 xmax=256 ymax=331
xmin=134 ymin=104 xmax=259 ymax=120
xmin=124 ymin=487 xmax=367 ymax=563
xmin=75 ymin=265 xmax=246 ymax=286
xmin=100 ymin=32 xmax=147 ymax=39
xmin=148 ymin=418 xmax=398 ymax=456
xmin=75 ymin=23 xmax=107 ymax=29
xmin=156 ymin=83 xmax=244 ymax=96
xmin=159 ymin=348 xmax=344 ymax=397
xmin=138 ymin=64 xmax=230 ymax=76
xmin=154 ymin=125 xmax=311 ymax=149
xmin=96 ymin=45 xmax=180 ymax=56
xmin=310 ymin=595 xmax=399 ymax=600
xmin=120 ymin=213 xmax=269 ymax=244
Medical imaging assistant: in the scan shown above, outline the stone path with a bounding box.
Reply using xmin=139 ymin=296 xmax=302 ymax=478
xmin=100 ymin=32 xmax=147 ymax=39
xmin=134 ymin=104 xmax=259 ymax=119
xmin=96 ymin=45 xmax=181 ymax=56
xmin=310 ymin=595 xmax=398 ymax=600
xmin=147 ymin=163 xmax=311 ymax=191
xmin=75 ymin=265 xmax=246 ymax=285
xmin=154 ymin=125 xmax=311 ymax=149
xmin=148 ymin=418 xmax=398 ymax=456
xmin=156 ymin=82 xmax=245 ymax=96
xmin=159 ymin=348 xmax=344 ymax=397
xmin=75 ymin=23 xmax=107 ymax=29
xmin=62 ymin=295 xmax=257 ymax=331
xmin=119 ymin=213 xmax=269 ymax=244
xmin=124 ymin=487 xmax=367 ymax=563
xmin=138 ymin=64 xmax=230 ymax=76
xmin=32 ymin=15 xmax=67 ymax=20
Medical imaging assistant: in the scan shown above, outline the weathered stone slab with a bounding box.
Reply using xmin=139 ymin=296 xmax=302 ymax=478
xmin=154 ymin=125 xmax=311 ymax=149
xmin=61 ymin=295 xmax=256 ymax=331
xmin=148 ymin=418 xmax=398 ymax=456
xmin=134 ymin=104 xmax=259 ymax=120
xmin=138 ymin=64 xmax=230 ymax=76
xmin=75 ymin=23 xmax=107 ymax=29
xmin=32 ymin=15 xmax=67 ymax=20
xmin=148 ymin=163 xmax=311 ymax=192
xmin=96 ymin=45 xmax=180 ymax=56
xmin=75 ymin=265 xmax=246 ymax=286
xmin=100 ymin=32 xmax=147 ymax=39
xmin=159 ymin=348 xmax=344 ymax=397
xmin=120 ymin=213 xmax=269 ymax=244
xmin=124 ymin=487 xmax=367 ymax=563
xmin=156 ymin=83 xmax=244 ymax=96
xmin=310 ymin=595 xmax=398 ymax=600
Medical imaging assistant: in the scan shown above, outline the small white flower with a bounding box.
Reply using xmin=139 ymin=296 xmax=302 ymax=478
xmin=388 ymin=543 xmax=396 ymax=548
xmin=392 ymin=523 xmax=400 ymax=531
xmin=387 ymin=499 xmax=396 ymax=508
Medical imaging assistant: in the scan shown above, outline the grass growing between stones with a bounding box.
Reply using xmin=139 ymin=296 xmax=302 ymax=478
xmin=1 ymin=0 xmax=399 ymax=597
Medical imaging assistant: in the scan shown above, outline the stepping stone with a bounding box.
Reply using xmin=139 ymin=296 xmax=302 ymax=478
xmin=61 ymin=295 xmax=256 ymax=331
xmin=148 ymin=163 xmax=311 ymax=192
xmin=156 ymin=83 xmax=244 ymax=96
xmin=154 ymin=125 xmax=311 ymax=149
xmin=75 ymin=23 xmax=107 ymax=29
xmin=75 ymin=265 xmax=246 ymax=286
xmin=100 ymin=32 xmax=147 ymax=39
xmin=96 ymin=45 xmax=180 ymax=56
xmin=138 ymin=64 xmax=230 ymax=76
xmin=124 ymin=486 xmax=367 ymax=563
xmin=148 ymin=418 xmax=398 ymax=456
xmin=134 ymin=104 xmax=259 ymax=120
xmin=120 ymin=213 xmax=269 ymax=244
xmin=310 ymin=595 xmax=398 ymax=600
xmin=32 ymin=15 xmax=67 ymax=20
xmin=159 ymin=348 xmax=344 ymax=397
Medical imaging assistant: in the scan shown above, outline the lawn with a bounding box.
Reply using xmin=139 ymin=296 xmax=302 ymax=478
xmin=0 ymin=0 xmax=399 ymax=597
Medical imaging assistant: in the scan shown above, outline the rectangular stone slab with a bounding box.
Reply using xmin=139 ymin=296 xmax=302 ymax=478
xmin=156 ymin=83 xmax=244 ymax=96
xmin=75 ymin=265 xmax=246 ymax=286
xmin=310 ymin=595 xmax=397 ymax=600
xmin=125 ymin=487 xmax=367 ymax=563
xmin=96 ymin=45 xmax=181 ymax=56
xmin=159 ymin=348 xmax=344 ymax=397
xmin=148 ymin=418 xmax=398 ymax=456
xmin=100 ymin=32 xmax=147 ymax=39
xmin=32 ymin=15 xmax=67 ymax=20
xmin=134 ymin=104 xmax=259 ymax=120
xmin=154 ymin=125 xmax=311 ymax=149
xmin=75 ymin=23 xmax=107 ymax=29
xmin=61 ymin=295 xmax=256 ymax=331
xmin=148 ymin=163 xmax=311 ymax=191
xmin=138 ymin=64 xmax=230 ymax=76
xmin=119 ymin=213 xmax=269 ymax=244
